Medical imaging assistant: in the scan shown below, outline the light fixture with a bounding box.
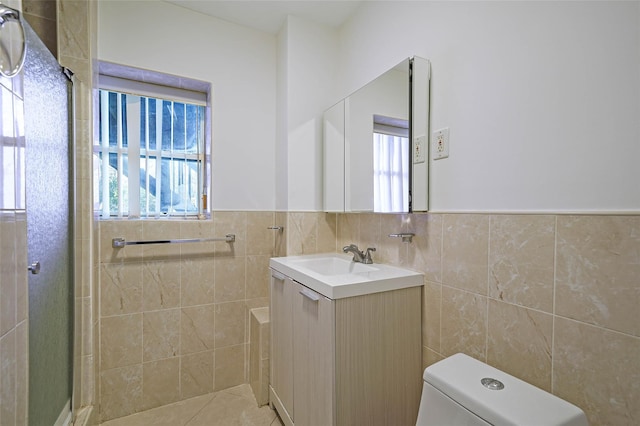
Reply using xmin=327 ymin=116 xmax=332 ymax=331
xmin=0 ymin=4 xmax=26 ymax=77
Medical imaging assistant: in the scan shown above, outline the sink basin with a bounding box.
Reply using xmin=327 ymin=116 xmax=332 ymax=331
xmin=270 ymin=253 xmax=423 ymax=299
xmin=291 ymin=256 xmax=378 ymax=276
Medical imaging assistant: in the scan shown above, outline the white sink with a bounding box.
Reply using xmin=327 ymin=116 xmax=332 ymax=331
xmin=270 ymin=253 xmax=423 ymax=299
xmin=291 ymin=256 xmax=378 ymax=276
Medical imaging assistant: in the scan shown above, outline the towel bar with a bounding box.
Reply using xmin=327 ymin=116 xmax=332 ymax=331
xmin=112 ymin=234 xmax=236 ymax=248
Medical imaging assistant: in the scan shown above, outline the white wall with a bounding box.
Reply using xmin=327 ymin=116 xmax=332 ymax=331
xmin=337 ymin=1 xmax=640 ymax=212
xmin=97 ymin=1 xmax=277 ymax=210
xmin=275 ymin=22 xmax=289 ymax=211
xmin=280 ymin=16 xmax=340 ymax=211
xmin=97 ymin=1 xmax=640 ymax=213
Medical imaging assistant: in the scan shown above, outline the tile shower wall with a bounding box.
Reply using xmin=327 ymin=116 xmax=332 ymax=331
xmin=0 ymin=211 xmax=28 ymax=426
xmin=0 ymin=43 xmax=29 ymax=424
xmin=330 ymin=212 xmax=640 ymax=426
xmin=97 ymin=212 xmax=277 ymax=421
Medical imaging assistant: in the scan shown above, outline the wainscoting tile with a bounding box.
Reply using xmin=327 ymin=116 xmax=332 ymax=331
xmin=407 ymin=213 xmax=442 ymax=283
xmin=142 ymin=358 xmax=181 ymax=410
xmin=214 ymin=211 xmax=247 ymax=257
xmin=554 ymin=317 xmax=640 ymax=425
xmin=15 ymin=321 xmax=27 ymax=425
xmin=181 ymin=351 xmax=214 ymax=399
xmin=180 ymin=258 xmax=215 ymax=307
xmin=100 ymin=364 xmax=143 ymax=421
xmin=0 ymin=328 xmax=17 ymax=425
xmin=487 ymin=299 xmax=553 ymax=391
xmin=58 ymin=0 xmax=89 ymax=60
xmin=378 ymin=214 xmax=408 ymax=265
xmin=246 ymin=255 xmax=269 ymax=299
xmin=99 ymin=220 xmax=143 ymax=262
xmin=274 ymin=212 xmax=287 ymax=257
xmin=143 ymin=309 xmax=180 ymax=362
xmin=100 ymin=314 xmax=143 ymax=370
xmin=489 ymin=215 xmax=555 ymax=312
xmin=336 ymin=214 xmax=359 ymax=253
xmin=358 ymin=213 xmax=382 ymax=251
xmin=423 ymin=281 xmax=441 ymax=353
xmin=287 ymin=212 xmax=317 ymax=256
xmin=179 ymin=220 xmax=215 ymax=257
xmin=214 ymin=257 xmax=246 ymax=303
xmin=0 ymin=219 xmax=17 ymax=336
xmin=556 ymin=216 xmax=640 ymax=337
xmin=214 ymin=302 xmax=246 ymax=348
xmin=440 ymin=286 xmax=487 ymax=360
xmin=246 ymin=212 xmax=275 ymax=256
xmin=100 ymin=262 xmax=143 ymax=316
xmin=142 ymin=222 xmax=181 ymax=259
xmin=317 ymin=213 xmax=338 ymax=253
xmin=143 ymin=260 xmax=181 ymax=311
xmin=442 ymin=214 xmax=490 ymax=295
xmin=214 ymin=344 xmax=246 ymax=391
xmin=181 ymin=305 xmax=216 ymax=355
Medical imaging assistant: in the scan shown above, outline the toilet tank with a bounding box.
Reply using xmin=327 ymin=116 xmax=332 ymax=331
xmin=421 ymin=353 xmax=588 ymax=426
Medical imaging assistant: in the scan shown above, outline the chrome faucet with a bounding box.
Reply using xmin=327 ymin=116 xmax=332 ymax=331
xmin=343 ymin=244 xmax=376 ymax=264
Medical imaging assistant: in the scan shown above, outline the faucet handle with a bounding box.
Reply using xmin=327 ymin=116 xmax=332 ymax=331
xmin=364 ymin=247 xmax=376 ymax=264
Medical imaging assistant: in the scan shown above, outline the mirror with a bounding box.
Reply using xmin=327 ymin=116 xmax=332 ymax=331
xmin=323 ymin=56 xmax=430 ymax=213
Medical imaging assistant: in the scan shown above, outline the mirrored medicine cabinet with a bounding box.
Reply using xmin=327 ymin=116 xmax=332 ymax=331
xmin=323 ymin=56 xmax=430 ymax=213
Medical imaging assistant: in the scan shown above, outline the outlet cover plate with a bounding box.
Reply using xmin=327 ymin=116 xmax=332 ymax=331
xmin=433 ymin=127 xmax=449 ymax=160
xmin=414 ymin=135 xmax=426 ymax=164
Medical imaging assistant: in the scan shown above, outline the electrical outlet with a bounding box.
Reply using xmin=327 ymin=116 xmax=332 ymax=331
xmin=432 ymin=127 xmax=449 ymax=160
xmin=414 ymin=135 xmax=426 ymax=164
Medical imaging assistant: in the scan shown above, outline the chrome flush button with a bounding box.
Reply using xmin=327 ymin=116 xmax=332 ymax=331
xmin=481 ymin=377 xmax=505 ymax=390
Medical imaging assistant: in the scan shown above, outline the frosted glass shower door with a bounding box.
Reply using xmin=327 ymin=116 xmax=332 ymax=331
xmin=24 ymin=24 xmax=73 ymax=425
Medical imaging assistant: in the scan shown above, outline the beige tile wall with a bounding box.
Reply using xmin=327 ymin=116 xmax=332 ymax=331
xmin=97 ymin=212 xmax=280 ymax=421
xmin=330 ymin=212 xmax=640 ymax=426
xmin=96 ymin=210 xmax=639 ymax=425
xmin=22 ymin=0 xmax=58 ymax=58
xmin=0 ymin=213 xmax=28 ymax=426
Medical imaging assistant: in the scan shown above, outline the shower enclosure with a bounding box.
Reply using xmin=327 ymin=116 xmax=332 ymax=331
xmin=24 ymin=23 xmax=74 ymax=425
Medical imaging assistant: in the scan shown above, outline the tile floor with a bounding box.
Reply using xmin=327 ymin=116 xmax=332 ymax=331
xmin=100 ymin=384 xmax=284 ymax=426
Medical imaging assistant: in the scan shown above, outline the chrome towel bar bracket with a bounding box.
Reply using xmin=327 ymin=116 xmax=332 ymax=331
xmin=112 ymin=234 xmax=236 ymax=248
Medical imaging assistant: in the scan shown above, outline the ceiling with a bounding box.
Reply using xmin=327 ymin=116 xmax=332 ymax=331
xmin=164 ymin=0 xmax=363 ymax=34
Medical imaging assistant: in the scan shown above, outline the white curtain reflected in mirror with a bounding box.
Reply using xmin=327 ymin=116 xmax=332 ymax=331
xmin=373 ymin=115 xmax=409 ymax=213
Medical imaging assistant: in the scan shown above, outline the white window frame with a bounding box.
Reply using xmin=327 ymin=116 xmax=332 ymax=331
xmin=94 ymin=63 xmax=211 ymax=219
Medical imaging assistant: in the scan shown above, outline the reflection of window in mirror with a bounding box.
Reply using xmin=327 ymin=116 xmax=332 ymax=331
xmin=373 ymin=115 xmax=409 ymax=213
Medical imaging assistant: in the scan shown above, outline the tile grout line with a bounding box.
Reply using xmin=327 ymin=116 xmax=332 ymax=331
xmin=485 ymin=215 xmax=491 ymax=363
xmin=551 ymin=215 xmax=557 ymax=394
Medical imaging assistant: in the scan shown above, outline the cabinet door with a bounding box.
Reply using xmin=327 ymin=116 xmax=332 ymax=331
xmin=293 ymin=282 xmax=335 ymax=426
xmin=334 ymin=287 xmax=422 ymax=426
xmin=270 ymin=271 xmax=294 ymax=419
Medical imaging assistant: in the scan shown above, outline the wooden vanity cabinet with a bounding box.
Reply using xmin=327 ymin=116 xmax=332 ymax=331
xmin=270 ymin=268 xmax=422 ymax=426
xmin=270 ymin=271 xmax=294 ymax=420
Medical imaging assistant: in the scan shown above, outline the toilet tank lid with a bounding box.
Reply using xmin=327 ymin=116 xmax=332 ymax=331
xmin=423 ymin=354 xmax=588 ymax=426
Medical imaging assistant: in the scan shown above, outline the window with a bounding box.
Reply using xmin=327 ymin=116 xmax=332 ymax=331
xmin=373 ymin=115 xmax=409 ymax=213
xmin=94 ymin=68 xmax=210 ymax=218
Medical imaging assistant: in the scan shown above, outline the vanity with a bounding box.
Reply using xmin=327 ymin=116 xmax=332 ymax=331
xmin=269 ymin=253 xmax=424 ymax=426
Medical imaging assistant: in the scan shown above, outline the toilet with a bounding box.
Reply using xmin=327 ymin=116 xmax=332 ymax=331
xmin=416 ymin=353 xmax=588 ymax=426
